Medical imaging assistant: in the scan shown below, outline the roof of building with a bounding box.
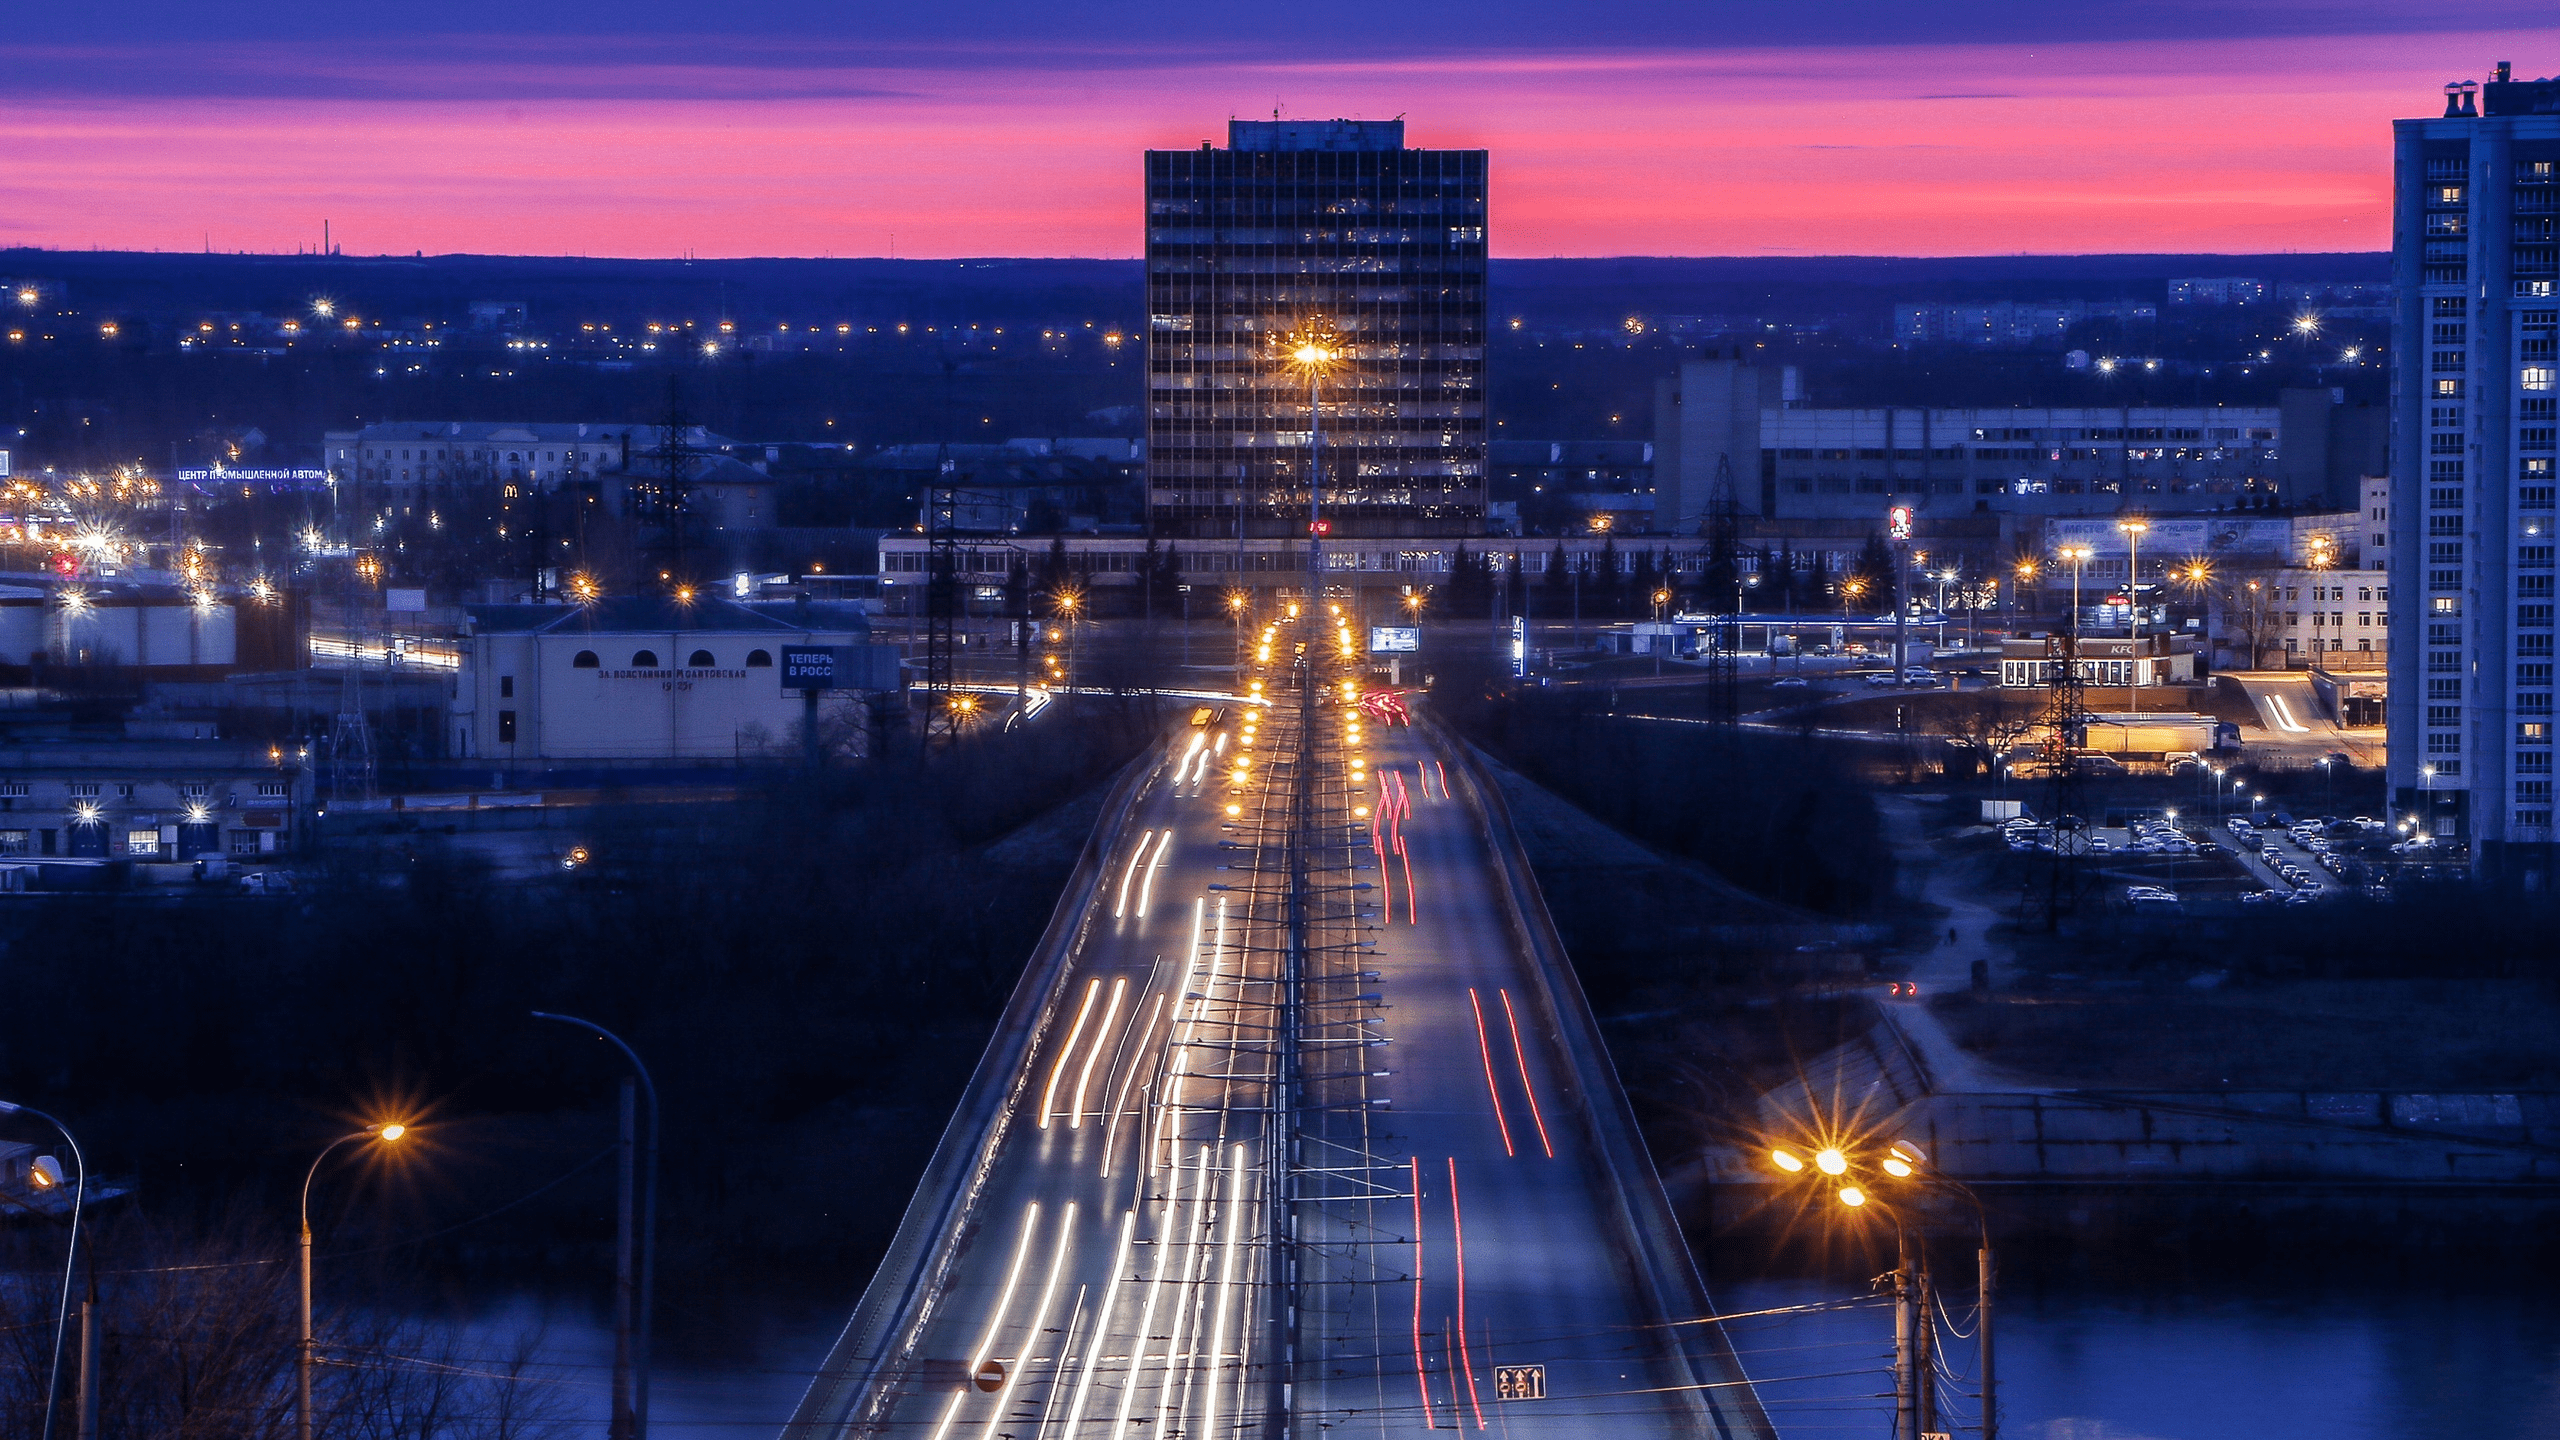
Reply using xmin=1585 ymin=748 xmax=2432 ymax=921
xmin=332 ymin=422 xmax=734 ymax=447
xmin=463 ymin=598 xmax=869 ymax=636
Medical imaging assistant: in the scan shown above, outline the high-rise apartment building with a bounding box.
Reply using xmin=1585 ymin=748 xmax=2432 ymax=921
xmin=1144 ymin=119 xmax=1488 ymax=542
xmin=2389 ymin=66 xmax=2560 ymax=872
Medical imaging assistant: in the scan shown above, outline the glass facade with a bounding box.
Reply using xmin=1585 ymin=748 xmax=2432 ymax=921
xmin=1145 ymin=120 xmax=1488 ymax=540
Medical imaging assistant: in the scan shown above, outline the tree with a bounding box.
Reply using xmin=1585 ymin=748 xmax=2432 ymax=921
xmin=1038 ymin=535 xmax=1071 ymax=597
xmin=1594 ymin=536 xmax=1624 ymax=617
xmin=1855 ymin=531 xmax=1896 ymax=608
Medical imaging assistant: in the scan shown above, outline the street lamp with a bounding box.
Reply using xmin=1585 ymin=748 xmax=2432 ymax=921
xmin=1767 ymin=1136 xmax=1998 ymax=1440
xmin=1278 ymin=320 xmax=1345 ymax=597
xmin=2117 ymin=519 xmax=2149 ymax=713
xmin=534 ymin=1012 xmax=660 ymax=1440
xmin=300 ymin=1122 xmax=408 ymax=1440
xmin=0 ymin=1099 xmax=85 ymax=1440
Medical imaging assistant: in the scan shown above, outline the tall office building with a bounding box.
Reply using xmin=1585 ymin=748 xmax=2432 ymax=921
xmin=2389 ymin=66 xmax=2560 ymax=873
xmin=1144 ymin=119 xmax=1488 ymax=542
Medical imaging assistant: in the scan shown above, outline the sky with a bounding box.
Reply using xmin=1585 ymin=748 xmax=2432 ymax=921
xmin=2 ymin=2 xmax=2552 ymax=259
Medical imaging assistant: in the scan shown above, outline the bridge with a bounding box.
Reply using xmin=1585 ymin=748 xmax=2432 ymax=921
xmin=784 ymin=605 xmax=1775 ymax=1439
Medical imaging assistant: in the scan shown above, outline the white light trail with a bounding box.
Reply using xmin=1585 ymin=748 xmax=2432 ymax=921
xmin=1114 ymin=830 xmax=1155 ymax=917
xmin=1149 ymin=1147 xmax=1216 ymax=1439
xmin=979 ymin=1201 xmax=1077 ymax=1440
xmin=1110 ymin=1185 xmax=1184 ymax=1440
xmin=1061 ymin=1210 xmax=1137 ymax=1437
xmin=1040 ymin=980 xmax=1102 ymax=1131
xmin=1070 ymin=977 xmax=1128 ymax=1129
xmin=1200 ymin=1143 xmax=1249 ymax=1440
xmin=1135 ymin=829 xmax=1172 ymax=917
xmin=1099 ymin=993 xmax=1165 ymax=1179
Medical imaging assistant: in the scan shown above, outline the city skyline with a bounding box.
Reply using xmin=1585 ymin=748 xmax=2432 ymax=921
xmin=4 ymin=6 xmax=2550 ymax=259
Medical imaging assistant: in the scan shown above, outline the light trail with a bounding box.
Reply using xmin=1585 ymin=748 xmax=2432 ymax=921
xmin=960 ymin=1203 xmax=1044 ymax=1427
xmin=1060 ymin=1210 xmax=1138 ymax=1437
xmin=1070 ymin=977 xmax=1129 ymax=1129
xmin=1400 ymin=833 xmax=1418 ymax=926
xmin=1173 ymin=733 xmax=1205 ymax=787
xmin=1034 ymin=1286 xmax=1089 ymax=1440
xmin=1098 ymin=993 xmax=1166 ymax=1179
xmin=1435 ymin=760 xmax=1448 ymax=799
xmin=1149 ymin=1146 xmax=1216 ymax=1438
xmin=1040 ymin=979 xmax=1104 ymax=1131
xmin=924 ymin=1390 xmax=967 ymax=1440
xmin=1135 ymin=829 xmax=1172 ymax=917
xmin=979 ymin=1200 xmax=1077 ymax=1440
xmin=2266 ymin=693 xmax=2310 ymax=733
xmin=1151 ymin=896 xmax=1221 ymax=1177
xmin=1411 ymin=1155 xmax=1436 ymax=1429
xmin=1499 ymin=988 xmax=1556 ymax=1160
xmin=1467 ymin=989 xmax=1516 ymax=1158
xmin=1201 ymin=1143 xmax=1248 ymax=1440
xmin=1448 ymin=1158 xmax=1486 ymax=1430
xmin=1114 ymin=830 xmax=1156 ymax=917
xmin=1111 ymin=1181 xmax=1186 ymax=1440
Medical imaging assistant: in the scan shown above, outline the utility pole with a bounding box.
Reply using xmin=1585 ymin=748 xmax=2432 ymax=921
xmin=1893 ymin=1230 xmax=1918 ymax=1440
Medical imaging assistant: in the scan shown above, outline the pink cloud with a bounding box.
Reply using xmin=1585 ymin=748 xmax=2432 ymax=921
xmin=0 ymin=30 xmax=2532 ymax=258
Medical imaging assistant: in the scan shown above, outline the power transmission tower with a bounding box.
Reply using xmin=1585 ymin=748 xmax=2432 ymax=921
xmin=2024 ymin=628 xmax=2088 ymax=930
xmin=642 ymin=377 xmax=707 ymax=584
xmin=328 ymin=557 xmax=376 ymax=804
xmin=923 ymin=459 xmax=963 ymax=748
xmin=1705 ymin=452 xmax=1742 ymax=726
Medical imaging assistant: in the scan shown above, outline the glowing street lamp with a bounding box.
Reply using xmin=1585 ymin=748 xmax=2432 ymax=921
xmin=300 ymin=1122 xmax=408 ymax=1440
xmin=2117 ymin=519 xmax=2149 ymax=712
xmin=0 ymin=1099 xmax=86 ymax=1440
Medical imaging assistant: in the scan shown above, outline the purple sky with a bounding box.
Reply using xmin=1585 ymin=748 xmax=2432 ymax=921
xmin=4 ymin=3 xmax=2549 ymax=256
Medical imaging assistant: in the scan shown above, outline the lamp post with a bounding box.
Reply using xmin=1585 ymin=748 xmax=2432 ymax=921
xmin=534 ymin=1012 xmax=660 ymax=1440
xmin=0 ymin=1100 xmax=84 ymax=1440
xmin=300 ymin=1122 xmax=406 ymax=1440
xmin=2117 ymin=519 xmax=2149 ymax=713
xmin=1281 ymin=321 xmax=1343 ymax=606
xmin=1227 ymin=589 xmax=1250 ymax=689
xmin=1767 ymin=1137 xmax=1996 ymax=1440
xmin=2057 ymin=543 xmax=2094 ymax=690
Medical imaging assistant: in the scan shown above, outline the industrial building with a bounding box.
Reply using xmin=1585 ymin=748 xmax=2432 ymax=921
xmin=450 ymin=596 xmax=873 ymax=763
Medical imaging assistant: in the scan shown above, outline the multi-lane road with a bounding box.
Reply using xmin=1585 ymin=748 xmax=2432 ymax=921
xmin=786 ymin=606 xmax=1773 ymax=1439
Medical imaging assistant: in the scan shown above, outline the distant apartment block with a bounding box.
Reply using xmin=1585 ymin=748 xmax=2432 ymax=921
xmin=1891 ymin=299 xmax=2157 ymax=345
xmin=2387 ymin=64 xmax=2560 ymax=868
xmin=1144 ymin=118 xmax=1489 ymax=540
xmin=2167 ymin=277 xmax=2269 ymax=306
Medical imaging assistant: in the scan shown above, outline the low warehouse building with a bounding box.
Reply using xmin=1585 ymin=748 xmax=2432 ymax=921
xmin=453 ymin=597 xmax=876 ymax=762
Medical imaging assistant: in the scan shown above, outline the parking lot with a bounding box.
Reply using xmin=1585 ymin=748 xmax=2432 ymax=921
xmin=1998 ymin=809 xmax=2397 ymax=909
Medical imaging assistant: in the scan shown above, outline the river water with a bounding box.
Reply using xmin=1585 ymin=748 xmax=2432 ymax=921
xmin=431 ymin=1265 xmax=2560 ymax=1439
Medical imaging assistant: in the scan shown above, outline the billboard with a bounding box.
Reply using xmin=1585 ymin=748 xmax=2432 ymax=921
xmin=1887 ymin=505 xmax=1914 ymax=540
xmin=1368 ymin=626 xmax=1420 ymax=653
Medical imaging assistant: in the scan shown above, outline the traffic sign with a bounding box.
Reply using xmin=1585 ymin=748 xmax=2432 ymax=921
xmin=1494 ymin=1364 xmax=1546 ymax=1401
xmin=973 ymin=1360 xmax=1006 ymax=1393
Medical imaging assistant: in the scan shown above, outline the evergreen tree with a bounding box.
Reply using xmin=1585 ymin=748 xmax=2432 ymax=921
xmin=1595 ymin=536 xmax=1624 ymax=617
xmin=1040 ymin=536 xmax=1073 ymax=606
xmin=1855 ymin=531 xmax=1895 ymax=607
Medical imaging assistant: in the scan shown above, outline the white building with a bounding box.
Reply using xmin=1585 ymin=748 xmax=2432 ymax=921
xmin=321 ymin=422 xmax=734 ymax=511
xmin=452 ymin=597 xmax=872 ymax=763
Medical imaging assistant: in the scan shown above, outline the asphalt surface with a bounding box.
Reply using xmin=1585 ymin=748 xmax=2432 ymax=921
xmin=790 ymin=609 xmax=1770 ymax=1439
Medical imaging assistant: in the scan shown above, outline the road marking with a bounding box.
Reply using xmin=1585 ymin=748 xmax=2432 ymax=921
xmin=1113 ymin=829 xmax=1155 ymax=917
xmin=1070 ymin=977 xmax=1128 ymax=1129
xmin=1040 ymin=980 xmax=1102 ymax=1131
xmin=1499 ymin=989 xmax=1555 ymax=1159
xmin=1112 ymin=1171 xmax=1185 ymax=1440
xmin=1467 ymin=989 xmax=1516 ymax=1157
